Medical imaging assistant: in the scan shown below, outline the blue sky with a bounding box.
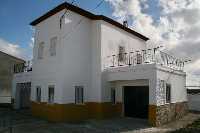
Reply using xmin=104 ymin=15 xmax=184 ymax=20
xmin=1 ymin=0 xmax=200 ymax=84
xmin=0 ymin=0 xmax=160 ymax=59
xmin=0 ymin=0 xmax=112 ymax=59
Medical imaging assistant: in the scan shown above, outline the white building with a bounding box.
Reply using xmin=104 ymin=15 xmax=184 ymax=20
xmin=13 ymin=2 xmax=188 ymax=126
xmin=12 ymin=62 xmax=32 ymax=109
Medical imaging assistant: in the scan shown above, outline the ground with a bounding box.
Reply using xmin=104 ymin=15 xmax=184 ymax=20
xmin=171 ymin=119 xmax=200 ymax=133
xmin=0 ymin=108 xmax=200 ymax=133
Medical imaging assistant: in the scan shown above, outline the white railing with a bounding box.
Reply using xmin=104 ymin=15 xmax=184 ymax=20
xmin=13 ymin=61 xmax=32 ymax=73
xmin=104 ymin=48 xmax=185 ymax=71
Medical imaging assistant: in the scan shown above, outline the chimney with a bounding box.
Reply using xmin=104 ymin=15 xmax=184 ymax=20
xmin=123 ymin=20 xmax=128 ymax=27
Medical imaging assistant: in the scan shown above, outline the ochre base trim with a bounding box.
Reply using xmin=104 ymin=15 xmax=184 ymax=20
xmin=148 ymin=105 xmax=157 ymax=126
xmin=31 ymin=101 xmax=122 ymax=122
xmin=32 ymin=102 xmax=188 ymax=126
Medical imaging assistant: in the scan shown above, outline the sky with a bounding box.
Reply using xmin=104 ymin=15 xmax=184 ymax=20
xmin=0 ymin=0 xmax=200 ymax=85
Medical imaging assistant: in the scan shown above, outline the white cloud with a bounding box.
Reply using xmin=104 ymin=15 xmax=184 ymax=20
xmin=29 ymin=37 xmax=34 ymax=48
xmin=0 ymin=38 xmax=31 ymax=60
xmin=106 ymin=0 xmax=200 ymax=85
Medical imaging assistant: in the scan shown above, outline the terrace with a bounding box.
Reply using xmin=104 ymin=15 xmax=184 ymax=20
xmin=13 ymin=61 xmax=32 ymax=74
xmin=104 ymin=48 xmax=188 ymax=71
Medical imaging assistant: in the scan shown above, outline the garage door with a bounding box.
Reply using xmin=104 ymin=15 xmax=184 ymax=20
xmin=124 ymin=86 xmax=149 ymax=119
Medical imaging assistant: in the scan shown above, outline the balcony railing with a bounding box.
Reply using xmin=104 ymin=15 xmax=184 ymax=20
xmin=104 ymin=48 xmax=185 ymax=71
xmin=13 ymin=61 xmax=32 ymax=74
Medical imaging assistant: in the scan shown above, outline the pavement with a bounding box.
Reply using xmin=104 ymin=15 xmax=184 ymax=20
xmin=0 ymin=109 xmax=200 ymax=133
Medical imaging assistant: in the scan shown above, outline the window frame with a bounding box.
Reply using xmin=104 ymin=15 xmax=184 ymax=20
xmin=38 ymin=42 xmax=44 ymax=59
xmin=48 ymin=85 xmax=55 ymax=104
xmin=75 ymin=86 xmax=84 ymax=104
xmin=118 ymin=45 xmax=126 ymax=62
xmin=36 ymin=86 xmax=41 ymax=102
xmin=166 ymin=83 xmax=171 ymax=104
xmin=49 ymin=37 xmax=57 ymax=56
xmin=111 ymin=88 xmax=116 ymax=105
xmin=136 ymin=53 xmax=142 ymax=64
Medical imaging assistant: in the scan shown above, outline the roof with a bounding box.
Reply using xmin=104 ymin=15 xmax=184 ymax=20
xmin=0 ymin=51 xmax=25 ymax=63
xmin=30 ymin=2 xmax=149 ymax=41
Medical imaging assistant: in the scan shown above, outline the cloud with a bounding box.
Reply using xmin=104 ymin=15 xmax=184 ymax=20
xmin=29 ymin=37 xmax=34 ymax=48
xmin=105 ymin=0 xmax=200 ymax=85
xmin=0 ymin=38 xmax=31 ymax=60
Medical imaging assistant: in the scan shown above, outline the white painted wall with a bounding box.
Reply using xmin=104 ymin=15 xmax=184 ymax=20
xmin=90 ymin=21 xmax=102 ymax=102
xmin=100 ymin=21 xmax=147 ymax=70
xmin=100 ymin=20 xmax=148 ymax=102
xmin=32 ymin=10 xmax=102 ymax=104
xmin=110 ymin=79 xmax=149 ymax=103
xmin=156 ymin=66 xmax=187 ymax=105
xmin=188 ymin=94 xmax=200 ymax=111
xmin=32 ymin=9 xmax=64 ymax=103
xmin=103 ymin=64 xmax=157 ymax=104
xmin=104 ymin=64 xmax=187 ymax=105
xmin=0 ymin=97 xmax=11 ymax=104
xmin=31 ymin=8 xmax=149 ymax=104
xmin=60 ymin=11 xmax=93 ymax=104
xmin=31 ymin=7 xmax=186 ymax=106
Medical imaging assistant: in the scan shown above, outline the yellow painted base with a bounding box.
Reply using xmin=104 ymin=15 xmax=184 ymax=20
xmin=148 ymin=105 xmax=156 ymax=126
xmin=31 ymin=101 xmax=122 ymax=122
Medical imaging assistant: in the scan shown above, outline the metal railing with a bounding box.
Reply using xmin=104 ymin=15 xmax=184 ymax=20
xmin=104 ymin=48 xmax=185 ymax=71
xmin=13 ymin=61 xmax=32 ymax=74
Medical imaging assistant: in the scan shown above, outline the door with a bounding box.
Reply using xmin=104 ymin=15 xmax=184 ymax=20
xmin=124 ymin=86 xmax=149 ymax=119
xmin=19 ymin=82 xmax=31 ymax=109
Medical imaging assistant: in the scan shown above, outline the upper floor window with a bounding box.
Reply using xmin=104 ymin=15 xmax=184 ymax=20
xmin=75 ymin=86 xmax=84 ymax=104
xmin=136 ymin=53 xmax=142 ymax=64
xmin=38 ymin=42 xmax=44 ymax=59
xmin=50 ymin=37 xmax=57 ymax=56
xmin=118 ymin=46 xmax=125 ymax=62
xmin=166 ymin=83 xmax=171 ymax=103
xmin=36 ymin=86 xmax=41 ymax=102
xmin=48 ymin=85 xmax=55 ymax=104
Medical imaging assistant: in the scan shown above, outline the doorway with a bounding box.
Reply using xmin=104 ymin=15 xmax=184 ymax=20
xmin=16 ymin=82 xmax=31 ymax=109
xmin=124 ymin=86 xmax=149 ymax=119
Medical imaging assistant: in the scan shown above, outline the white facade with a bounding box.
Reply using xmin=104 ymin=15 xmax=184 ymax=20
xmin=31 ymin=8 xmax=151 ymax=104
xmin=32 ymin=10 xmax=93 ymax=104
xmin=100 ymin=20 xmax=146 ymax=69
xmin=156 ymin=66 xmax=187 ymax=105
xmin=103 ymin=64 xmax=186 ymax=106
xmin=29 ymin=6 xmax=187 ymax=107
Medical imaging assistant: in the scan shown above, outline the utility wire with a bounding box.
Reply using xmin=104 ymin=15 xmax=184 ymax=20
xmin=93 ymin=0 xmax=104 ymax=11
xmin=60 ymin=0 xmax=79 ymax=29
xmin=61 ymin=0 xmax=104 ymax=39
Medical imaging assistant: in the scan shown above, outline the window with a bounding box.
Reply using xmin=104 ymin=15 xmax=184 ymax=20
xmin=36 ymin=86 xmax=41 ymax=102
xmin=118 ymin=46 xmax=125 ymax=62
xmin=50 ymin=37 xmax=57 ymax=56
xmin=75 ymin=86 xmax=84 ymax=104
xmin=48 ymin=85 xmax=54 ymax=103
xmin=166 ymin=83 xmax=171 ymax=103
xmin=111 ymin=88 xmax=116 ymax=104
xmin=38 ymin=42 xmax=44 ymax=59
xmin=136 ymin=53 xmax=142 ymax=64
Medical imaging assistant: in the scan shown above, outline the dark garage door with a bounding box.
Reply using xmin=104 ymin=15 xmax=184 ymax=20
xmin=124 ymin=86 xmax=149 ymax=119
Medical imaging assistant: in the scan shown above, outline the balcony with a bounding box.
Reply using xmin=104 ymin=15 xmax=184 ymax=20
xmin=104 ymin=48 xmax=186 ymax=71
xmin=13 ymin=61 xmax=32 ymax=74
